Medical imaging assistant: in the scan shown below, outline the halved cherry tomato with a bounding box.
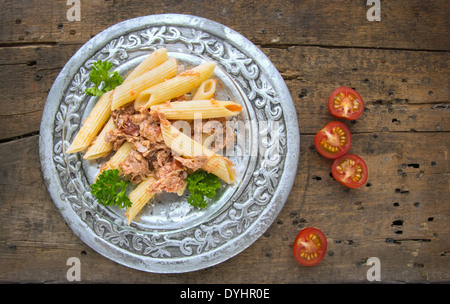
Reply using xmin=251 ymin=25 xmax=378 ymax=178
xmin=293 ymin=227 xmax=327 ymax=266
xmin=314 ymin=121 xmax=352 ymax=159
xmin=332 ymin=153 xmax=368 ymax=188
xmin=328 ymin=87 xmax=364 ymax=120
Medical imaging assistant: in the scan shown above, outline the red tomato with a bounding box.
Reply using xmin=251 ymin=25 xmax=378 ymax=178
xmin=332 ymin=153 xmax=369 ymax=188
xmin=293 ymin=227 xmax=327 ymax=266
xmin=328 ymin=87 xmax=364 ymax=120
xmin=314 ymin=121 xmax=352 ymax=159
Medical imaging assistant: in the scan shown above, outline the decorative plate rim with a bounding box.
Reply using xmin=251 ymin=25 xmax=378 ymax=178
xmin=39 ymin=14 xmax=300 ymax=273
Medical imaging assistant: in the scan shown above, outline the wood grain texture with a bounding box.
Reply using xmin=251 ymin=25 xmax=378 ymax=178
xmin=1 ymin=0 xmax=449 ymax=50
xmin=0 ymin=0 xmax=449 ymax=283
xmin=1 ymin=45 xmax=448 ymax=140
xmin=0 ymin=131 xmax=448 ymax=283
xmin=0 ymin=44 xmax=82 ymax=140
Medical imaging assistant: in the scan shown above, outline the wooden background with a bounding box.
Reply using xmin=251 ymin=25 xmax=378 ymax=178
xmin=0 ymin=0 xmax=448 ymax=283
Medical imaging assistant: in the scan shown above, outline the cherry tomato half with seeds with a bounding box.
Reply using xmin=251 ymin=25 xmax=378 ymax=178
xmin=332 ymin=153 xmax=368 ymax=188
xmin=314 ymin=121 xmax=352 ymax=159
xmin=293 ymin=227 xmax=327 ymax=266
xmin=328 ymin=87 xmax=364 ymax=120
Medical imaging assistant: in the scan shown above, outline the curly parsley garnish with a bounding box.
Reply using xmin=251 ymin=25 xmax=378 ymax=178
xmin=185 ymin=170 xmax=222 ymax=209
xmin=90 ymin=169 xmax=132 ymax=209
xmin=85 ymin=60 xmax=124 ymax=96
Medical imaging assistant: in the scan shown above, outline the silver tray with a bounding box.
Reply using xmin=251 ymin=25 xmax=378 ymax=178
xmin=39 ymin=14 xmax=299 ymax=273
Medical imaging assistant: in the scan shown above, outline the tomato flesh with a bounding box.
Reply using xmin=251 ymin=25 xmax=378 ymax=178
xmin=328 ymin=87 xmax=364 ymax=120
xmin=314 ymin=121 xmax=352 ymax=159
xmin=332 ymin=153 xmax=368 ymax=188
xmin=293 ymin=227 xmax=327 ymax=266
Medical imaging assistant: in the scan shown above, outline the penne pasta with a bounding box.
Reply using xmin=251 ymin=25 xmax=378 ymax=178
xmin=68 ymin=49 xmax=169 ymax=154
xmin=123 ymin=48 xmax=167 ymax=83
xmin=125 ymin=177 xmax=156 ymax=225
xmin=160 ymin=119 xmax=235 ymax=184
xmin=111 ymin=57 xmax=178 ymax=110
xmin=83 ymin=117 xmax=115 ymax=160
xmin=190 ymin=79 xmax=235 ymax=155
xmin=97 ymin=141 xmax=132 ymax=177
xmin=151 ymin=99 xmax=242 ymax=120
xmin=66 ymin=90 xmax=113 ymax=154
xmin=73 ymin=50 xmax=241 ymax=225
xmin=134 ymin=62 xmax=216 ymax=110
xmin=203 ymin=154 xmax=236 ymax=185
xmin=192 ymin=79 xmax=217 ymax=100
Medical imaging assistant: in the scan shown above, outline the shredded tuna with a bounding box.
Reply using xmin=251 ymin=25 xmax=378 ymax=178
xmin=106 ymin=105 xmax=195 ymax=191
xmin=174 ymin=156 xmax=207 ymax=171
xmin=139 ymin=120 xmax=163 ymax=143
xmin=147 ymin=159 xmax=187 ymax=193
xmin=119 ymin=150 xmax=152 ymax=184
xmin=197 ymin=117 xmax=235 ymax=152
xmin=105 ymin=103 xmax=232 ymax=196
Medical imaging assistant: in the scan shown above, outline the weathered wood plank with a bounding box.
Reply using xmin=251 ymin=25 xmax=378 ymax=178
xmin=0 ymin=43 xmax=82 ymax=140
xmin=264 ymin=46 xmax=450 ymax=134
xmin=1 ymin=0 xmax=449 ymax=51
xmin=0 ymin=131 xmax=448 ymax=283
xmin=263 ymin=46 xmax=450 ymax=105
xmin=270 ymin=131 xmax=450 ymax=283
xmin=0 ymin=44 xmax=448 ymax=140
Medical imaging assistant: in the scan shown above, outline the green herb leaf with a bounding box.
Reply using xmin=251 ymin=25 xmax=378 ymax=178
xmin=84 ymin=60 xmax=124 ymax=96
xmin=185 ymin=170 xmax=222 ymax=209
xmin=90 ymin=169 xmax=132 ymax=209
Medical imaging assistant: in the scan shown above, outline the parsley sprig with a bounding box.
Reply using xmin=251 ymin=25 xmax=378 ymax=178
xmin=90 ymin=169 xmax=132 ymax=209
xmin=185 ymin=170 xmax=222 ymax=209
xmin=85 ymin=60 xmax=124 ymax=96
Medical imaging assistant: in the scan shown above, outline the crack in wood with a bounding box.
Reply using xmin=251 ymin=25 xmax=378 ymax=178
xmin=0 ymin=131 xmax=39 ymax=145
xmin=386 ymin=238 xmax=432 ymax=244
xmin=259 ymin=43 xmax=450 ymax=53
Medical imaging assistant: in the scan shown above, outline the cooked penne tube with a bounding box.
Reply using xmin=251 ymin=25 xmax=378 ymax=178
xmin=192 ymin=79 xmax=217 ymax=100
xmin=125 ymin=177 xmax=156 ymax=225
xmin=134 ymin=62 xmax=216 ymax=110
xmin=160 ymin=120 xmax=235 ymax=184
xmin=191 ymin=80 xmax=233 ymax=154
xmin=66 ymin=90 xmax=113 ymax=154
xmin=203 ymin=154 xmax=236 ymax=185
xmin=151 ymin=99 xmax=242 ymax=120
xmin=97 ymin=141 xmax=132 ymax=177
xmin=83 ymin=117 xmax=115 ymax=160
xmin=123 ymin=48 xmax=167 ymax=83
xmin=68 ymin=49 xmax=168 ymax=154
xmin=111 ymin=58 xmax=178 ymax=110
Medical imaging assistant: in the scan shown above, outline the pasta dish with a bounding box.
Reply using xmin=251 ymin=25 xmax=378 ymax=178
xmin=65 ymin=48 xmax=242 ymax=224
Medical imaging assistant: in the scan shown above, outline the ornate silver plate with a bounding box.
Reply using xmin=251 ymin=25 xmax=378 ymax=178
xmin=40 ymin=14 xmax=299 ymax=273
